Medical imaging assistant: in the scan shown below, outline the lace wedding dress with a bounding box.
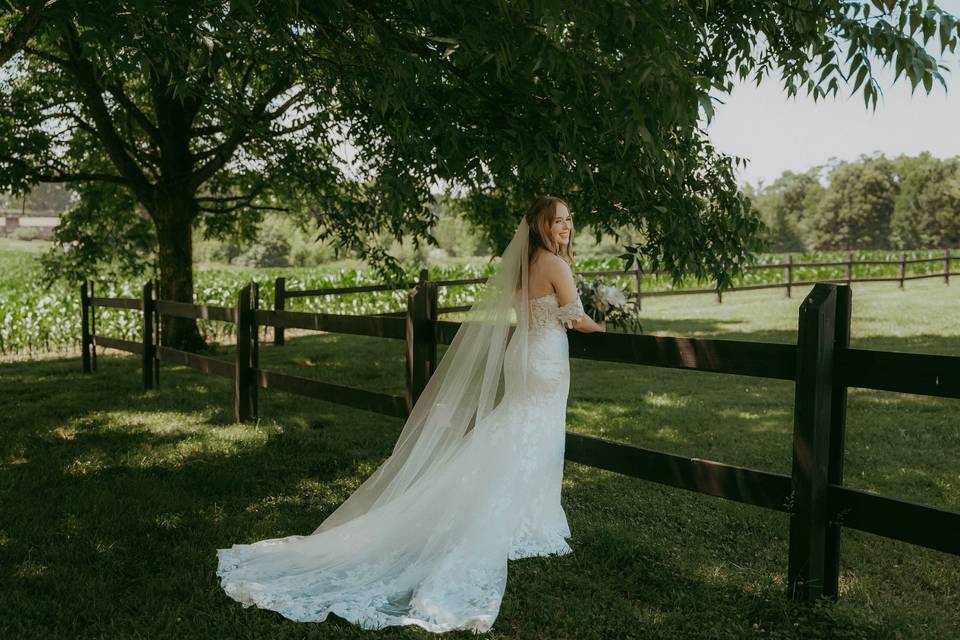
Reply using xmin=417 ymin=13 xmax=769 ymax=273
xmin=216 ymin=218 xmax=585 ymax=633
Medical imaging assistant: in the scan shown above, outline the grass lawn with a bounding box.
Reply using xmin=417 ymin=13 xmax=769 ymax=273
xmin=1 ymin=279 xmax=957 ymax=639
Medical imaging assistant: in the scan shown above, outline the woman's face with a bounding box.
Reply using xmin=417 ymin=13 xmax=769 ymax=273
xmin=548 ymin=203 xmax=573 ymax=249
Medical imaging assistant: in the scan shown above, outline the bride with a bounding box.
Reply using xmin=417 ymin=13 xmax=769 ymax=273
xmin=216 ymin=195 xmax=606 ymax=633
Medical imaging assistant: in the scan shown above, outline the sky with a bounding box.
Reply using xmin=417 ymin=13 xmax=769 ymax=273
xmin=706 ymin=1 xmax=960 ymax=190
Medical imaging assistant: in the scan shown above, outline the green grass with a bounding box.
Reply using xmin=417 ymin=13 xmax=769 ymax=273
xmin=1 ymin=280 xmax=958 ymax=638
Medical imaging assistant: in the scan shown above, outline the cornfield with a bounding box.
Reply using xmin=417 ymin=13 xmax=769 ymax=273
xmin=0 ymin=249 xmax=951 ymax=355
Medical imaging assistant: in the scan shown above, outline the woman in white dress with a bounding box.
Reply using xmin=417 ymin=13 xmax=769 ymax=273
xmin=216 ymin=195 xmax=606 ymax=633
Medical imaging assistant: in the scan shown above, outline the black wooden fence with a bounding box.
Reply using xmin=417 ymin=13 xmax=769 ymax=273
xmin=79 ymin=278 xmax=959 ymax=605
xmin=270 ymin=250 xmax=957 ymax=324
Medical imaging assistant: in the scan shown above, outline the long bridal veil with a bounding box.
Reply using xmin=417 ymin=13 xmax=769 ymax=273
xmin=311 ymin=216 xmax=531 ymax=534
xmin=217 ymin=217 xmax=535 ymax=632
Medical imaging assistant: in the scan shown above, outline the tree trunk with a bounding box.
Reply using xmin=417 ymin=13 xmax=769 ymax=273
xmin=155 ymin=205 xmax=207 ymax=352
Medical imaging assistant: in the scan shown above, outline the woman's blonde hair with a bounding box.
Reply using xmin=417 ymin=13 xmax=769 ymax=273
xmin=523 ymin=195 xmax=574 ymax=269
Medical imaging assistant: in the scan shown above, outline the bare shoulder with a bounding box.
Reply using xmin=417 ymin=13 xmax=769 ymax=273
xmin=537 ymin=252 xmax=572 ymax=275
xmin=530 ymin=251 xmax=574 ymax=297
xmin=536 ymin=254 xmax=574 ymax=294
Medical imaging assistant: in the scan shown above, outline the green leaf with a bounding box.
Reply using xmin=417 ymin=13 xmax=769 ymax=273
xmin=698 ymin=93 xmax=715 ymax=122
xmin=894 ymin=49 xmax=906 ymax=82
xmin=939 ymin=15 xmax=954 ymax=55
xmin=909 ymin=8 xmax=921 ymax=36
xmin=922 ymin=13 xmax=936 ymax=44
xmin=852 ymin=64 xmax=869 ymax=93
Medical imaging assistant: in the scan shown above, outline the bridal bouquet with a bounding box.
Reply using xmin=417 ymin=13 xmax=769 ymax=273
xmin=575 ymin=274 xmax=643 ymax=333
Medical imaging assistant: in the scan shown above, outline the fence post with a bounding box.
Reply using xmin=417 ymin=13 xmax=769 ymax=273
xmin=715 ymin=283 xmax=722 ymax=304
xmin=251 ymin=281 xmax=260 ymax=419
xmin=898 ymin=252 xmax=906 ymax=288
xmin=785 ymin=255 xmax=794 ymax=298
xmin=845 ymin=252 xmax=853 ymax=285
xmin=274 ymin=277 xmax=285 ymax=346
xmin=787 ymin=283 xmax=838 ymax=603
xmin=142 ymin=281 xmax=154 ymax=390
xmin=633 ymin=265 xmax=642 ymax=311
xmin=80 ymin=281 xmax=91 ymax=373
xmin=406 ymin=269 xmax=437 ymax=414
xmin=235 ymin=283 xmax=254 ymax=422
xmin=89 ymin=280 xmax=98 ymax=372
xmin=823 ymin=284 xmax=852 ymax=600
xmin=945 ymin=249 xmax=951 ymax=285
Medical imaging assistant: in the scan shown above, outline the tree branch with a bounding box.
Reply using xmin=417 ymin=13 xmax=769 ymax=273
xmin=196 ymin=194 xmax=256 ymax=202
xmin=56 ymin=21 xmax=155 ymax=201
xmin=0 ymin=155 xmax=129 ymax=186
xmin=32 ymin=170 xmax=128 ymax=185
xmin=61 ymin=108 xmax=98 ymax=137
xmin=263 ymin=88 xmax=306 ymax=119
xmin=198 ymin=202 xmax=289 ymax=214
xmin=22 ymin=43 xmax=68 ymax=66
xmin=190 ymin=123 xmax=228 ymax=136
xmin=104 ymin=80 xmax=162 ymax=146
xmin=188 ymin=76 xmax=295 ymax=190
xmin=0 ymin=0 xmax=57 ymax=67
xmin=196 ymin=180 xmax=267 ymax=205
xmin=269 ymin=118 xmax=315 ymax=136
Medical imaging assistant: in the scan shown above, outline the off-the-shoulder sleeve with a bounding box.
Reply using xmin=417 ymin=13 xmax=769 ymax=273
xmin=556 ymin=296 xmax=586 ymax=329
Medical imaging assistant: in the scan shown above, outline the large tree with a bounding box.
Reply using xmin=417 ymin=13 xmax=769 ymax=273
xmin=1 ymin=1 xmax=334 ymax=349
xmin=807 ymin=155 xmax=900 ymax=250
xmin=890 ymin=153 xmax=960 ymax=248
xmin=748 ymin=169 xmax=824 ymax=251
xmin=1 ymin=0 xmax=957 ymax=349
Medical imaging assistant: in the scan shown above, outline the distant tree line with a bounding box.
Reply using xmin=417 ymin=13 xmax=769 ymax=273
xmin=747 ymin=152 xmax=960 ymax=252
xmin=10 ymin=150 xmax=959 ymax=265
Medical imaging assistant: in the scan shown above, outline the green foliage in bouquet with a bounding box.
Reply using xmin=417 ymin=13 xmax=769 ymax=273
xmin=575 ymin=274 xmax=643 ymax=334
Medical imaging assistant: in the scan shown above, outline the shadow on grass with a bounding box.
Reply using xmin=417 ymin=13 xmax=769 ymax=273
xmin=0 ymin=352 xmax=414 ymax=637
xmin=1 ymin=324 xmax=957 ymax=638
xmin=552 ymin=461 xmax=956 ymax=639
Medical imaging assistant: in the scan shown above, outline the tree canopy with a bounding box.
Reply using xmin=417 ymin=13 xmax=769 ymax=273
xmin=890 ymin=153 xmax=960 ymax=249
xmin=1 ymin=0 xmax=957 ymax=348
xmin=746 ymin=152 xmax=960 ymax=252
xmin=806 ymin=156 xmax=899 ymax=250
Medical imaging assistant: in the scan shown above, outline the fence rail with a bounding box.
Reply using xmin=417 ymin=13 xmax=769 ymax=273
xmin=563 ymin=432 xmax=794 ymax=511
xmin=268 ymin=250 xmax=956 ymax=325
xmin=78 ymin=276 xmax=959 ymax=607
xmin=92 ymin=335 xmax=142 ymax=355
xmin=253 ymin=368 xmax=408 ymax=419
xmin=90 ymin=296 xmax=143 ymax=310
xmin=254 ymin=309 xmax=407 ymax=340
xmin=155 ymin=345 xmax=235 ymax=378
xmin=156 ymin=300 xmax=238 ymax=322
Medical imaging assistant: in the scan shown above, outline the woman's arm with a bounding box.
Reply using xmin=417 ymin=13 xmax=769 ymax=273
xmin=551 ymin=257 xmax=606 ymax=333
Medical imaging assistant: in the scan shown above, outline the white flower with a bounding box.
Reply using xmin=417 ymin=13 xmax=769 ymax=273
xmin=599 ymin=284 xmax=627 ymax=307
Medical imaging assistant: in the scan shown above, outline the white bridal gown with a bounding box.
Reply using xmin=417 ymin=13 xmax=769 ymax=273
xmin=216 ymin=291 xmax=586 ymax=633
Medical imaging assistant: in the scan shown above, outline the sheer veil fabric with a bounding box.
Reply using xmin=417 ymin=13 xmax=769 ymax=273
xmin=216 ymin=216 xmax=575 ymax=633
